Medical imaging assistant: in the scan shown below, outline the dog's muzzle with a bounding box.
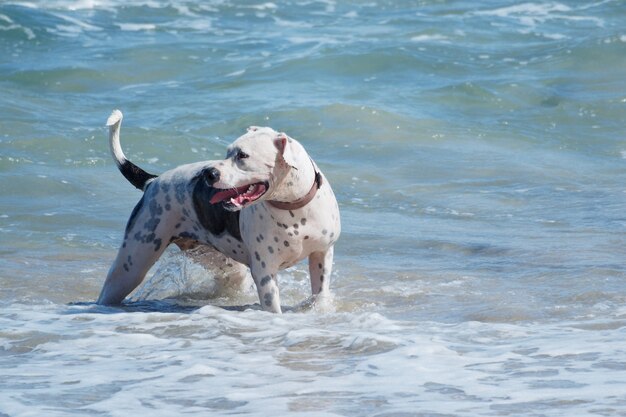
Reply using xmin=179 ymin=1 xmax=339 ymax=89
xmin=210 ymin=182 xmax=269 ymax=210
xmin=202 ymin=168 xmax=269 ymax=210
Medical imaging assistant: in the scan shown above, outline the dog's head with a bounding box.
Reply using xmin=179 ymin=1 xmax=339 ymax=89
xmin=205 ymin=127 xmax=301 ymax=211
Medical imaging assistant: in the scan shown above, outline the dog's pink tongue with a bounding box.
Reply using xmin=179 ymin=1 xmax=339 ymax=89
xmin=210 ymin=183 xmax=267 ymax=205
xmin=210 ymin=188 xmax=242 ymax=204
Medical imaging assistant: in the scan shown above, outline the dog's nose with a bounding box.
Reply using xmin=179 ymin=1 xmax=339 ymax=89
xmin=205 ymin=167 xmax=221 ymax=184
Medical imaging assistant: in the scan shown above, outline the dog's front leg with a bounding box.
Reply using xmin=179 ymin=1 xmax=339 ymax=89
xmin=250 ymin=262 xmax=282 ymax=313
xmin=308 ymin=246 xmax=334 ymax=295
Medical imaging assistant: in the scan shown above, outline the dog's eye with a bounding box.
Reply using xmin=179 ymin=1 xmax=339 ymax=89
xmin=236 ymin=151 xmax=249 ymax=160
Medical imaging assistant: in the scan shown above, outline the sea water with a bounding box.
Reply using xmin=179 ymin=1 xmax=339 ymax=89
xmin=1 ymin=1 xmax=626 ymax=416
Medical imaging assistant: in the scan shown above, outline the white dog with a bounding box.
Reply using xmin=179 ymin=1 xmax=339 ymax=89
xmin=97 ymin=110 xmax=340 ymax=313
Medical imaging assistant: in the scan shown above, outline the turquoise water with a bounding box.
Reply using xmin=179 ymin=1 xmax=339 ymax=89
xmin=1 ymin=1 xmax=626 ymax=416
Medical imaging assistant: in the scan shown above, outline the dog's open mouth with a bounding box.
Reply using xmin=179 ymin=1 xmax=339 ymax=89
xmin=209 ymin=182 xmax=268 ymax=209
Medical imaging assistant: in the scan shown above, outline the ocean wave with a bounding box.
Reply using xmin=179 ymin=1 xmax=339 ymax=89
xmin=0 ymin=12 xmax=35 ymax=39
xmin=472 ymin=2 xmax=605 ymax=28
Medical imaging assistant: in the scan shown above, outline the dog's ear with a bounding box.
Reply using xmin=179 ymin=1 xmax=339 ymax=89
xmin=275 ymin=134 xmax=298 ymax=169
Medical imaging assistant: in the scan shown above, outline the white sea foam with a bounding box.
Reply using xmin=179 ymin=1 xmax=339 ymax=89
xmin=225 ymin=69 xmax=246 ymax=77
xmin=410 ymin=34 xmax=449 ymax=43
xmin=168 ymin=18 xmax=214 ymax=32
xmin=273 ymin=16 xmax=314 ymax=28
xmin=473 ymin=2 xmax=604 ymax=27
xmin=245 ymin=2 xmax=278 ymax=11
xmin=7 ymin=0 xmax=143 ymax=11
xmin=1 ymin=303 xmax=626 ymax=416
xmin=117 ymin=23 xmax=156 ymax=32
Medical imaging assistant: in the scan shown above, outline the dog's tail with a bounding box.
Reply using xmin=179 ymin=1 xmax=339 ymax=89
xmin=107 ymin=110 xmax=157 ymax=191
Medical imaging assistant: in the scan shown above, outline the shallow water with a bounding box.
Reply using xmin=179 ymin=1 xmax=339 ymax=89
xmin=1 ymin=1 xmax=626 ymax=416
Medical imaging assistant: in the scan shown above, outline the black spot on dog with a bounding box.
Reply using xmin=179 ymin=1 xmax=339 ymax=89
xmin=154 ymin=238 xmax=162 ymax=252
xmin=264 ymin=292 xmax=273 ymax=307
xmin=191 ymin=175 xmax=242 ymax=241
xmin=144 ymin=217 xmax=160 ymax=233
xmin=284 ymin=241 xmax=290 ymax=247
xmin=318 ymin=263 xmax=323 ymax=269
xmin=123 ymin=263 xmax=129 ymax=272
xmin=261 ymin=261 xmax=266 ymax=269
xmin=289 ymin=210 xmax=295 ymax=218
xmin=260 ymin=275 xmax=272 ymax=286
xmin=255 ymin=251 xmax=261 ymax=261
xmin=322 ymin=229 xmax=328 ymax=235
xmin=300 ymin=218 xmax=307 ymax=226
xmin=125 ymin=194 xmax=146 ymax=237
xmin=268 ymin=246 xmax=274 ymax=254
xmin=149 ymin=199 xmax=163 ymax=218
xmin=175 ymin=182 xmax=187 ymax=205
xmin=274 ymin=236 xmax=279 ymax=242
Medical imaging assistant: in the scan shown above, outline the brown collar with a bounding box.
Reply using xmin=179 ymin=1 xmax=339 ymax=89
xmin=267 ymin=171 xmax=322 ymax=210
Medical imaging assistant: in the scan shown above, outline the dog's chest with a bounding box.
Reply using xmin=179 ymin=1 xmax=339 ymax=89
xmin=243 ymin=200 xmax=336 ymax=247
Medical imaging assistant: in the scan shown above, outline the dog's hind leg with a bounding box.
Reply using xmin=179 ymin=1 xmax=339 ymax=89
xmin=97 ymin=186 xmax=173 ymax=305
xmin=97 ymin=238 xmax=169 ymax=305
